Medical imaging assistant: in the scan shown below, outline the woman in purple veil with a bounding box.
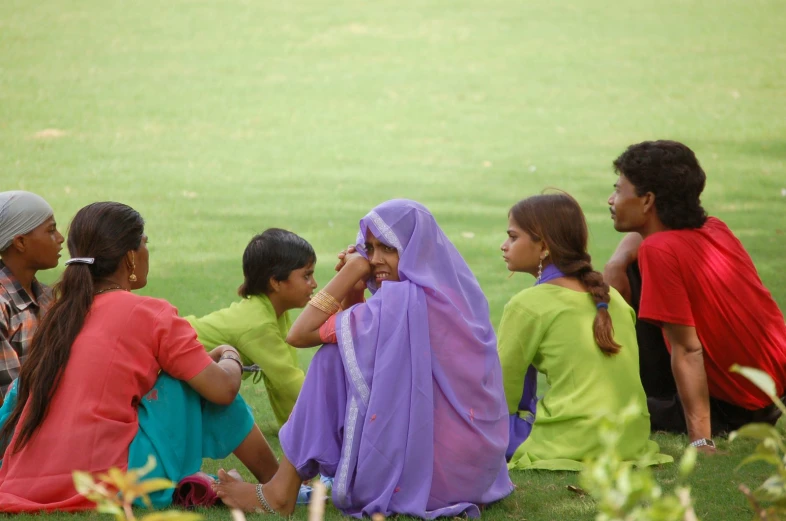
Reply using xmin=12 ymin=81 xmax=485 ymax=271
xmin=214 ymin=199 xmax=513 ymax=518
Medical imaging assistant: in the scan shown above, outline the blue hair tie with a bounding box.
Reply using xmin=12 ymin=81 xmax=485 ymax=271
xmin=596 ymin=302 xmax=609 ymax=310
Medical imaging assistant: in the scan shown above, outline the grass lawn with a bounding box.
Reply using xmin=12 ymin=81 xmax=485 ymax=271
xmin=2 ymin=0 xmax=785 ymax=519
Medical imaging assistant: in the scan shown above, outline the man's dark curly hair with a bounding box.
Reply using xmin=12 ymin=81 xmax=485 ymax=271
xmin=613 ymin=140 xmax=708 ymax=230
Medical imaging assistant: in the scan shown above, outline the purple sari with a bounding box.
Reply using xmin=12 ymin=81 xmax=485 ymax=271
xmin=505 ymin=264 xmax=565 ymax=460
xmin=280 ymin=200 xmax=512 ymax=518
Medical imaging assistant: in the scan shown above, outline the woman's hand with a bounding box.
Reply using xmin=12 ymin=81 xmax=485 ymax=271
xmin=344 ymin=251 xmax=372 ymax=280
xmin=336 ymin=245 xmax=368 ymax=291
xmin=335 ymin=244 xmax=357 ymax=272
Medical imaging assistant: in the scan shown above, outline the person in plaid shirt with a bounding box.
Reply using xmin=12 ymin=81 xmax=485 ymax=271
xmin=0 ymin=191 xmax=64 ymax=400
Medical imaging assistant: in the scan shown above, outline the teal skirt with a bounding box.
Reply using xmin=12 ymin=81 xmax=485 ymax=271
xmin=0 ymin=374 xmax=254 ymax=508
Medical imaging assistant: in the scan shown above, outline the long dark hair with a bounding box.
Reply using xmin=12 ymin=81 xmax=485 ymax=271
xmin=510 ymin=193 xmax=621 ymax=355
xmin=0 ymin=202 xmax=145 ymax=454
xmin=237 ymin=228 xmax=316 ymax=298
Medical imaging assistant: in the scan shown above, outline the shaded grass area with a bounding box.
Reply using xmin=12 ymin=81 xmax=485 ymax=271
xmin=2 ymin=0 xmax=785 ymax=519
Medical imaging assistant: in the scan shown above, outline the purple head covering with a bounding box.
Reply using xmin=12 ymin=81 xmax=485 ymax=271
xmin=332 ymin=199 xmax=512 ymax=518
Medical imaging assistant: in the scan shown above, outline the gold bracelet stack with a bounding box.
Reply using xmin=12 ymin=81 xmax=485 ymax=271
xmin=309 ymin=290 xmax=342 ymax=315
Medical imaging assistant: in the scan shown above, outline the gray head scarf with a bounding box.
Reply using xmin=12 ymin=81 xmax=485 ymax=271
xmin=0 ymin=191 xmax=55 ymax=252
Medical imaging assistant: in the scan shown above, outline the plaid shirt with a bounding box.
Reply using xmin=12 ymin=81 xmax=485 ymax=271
xmin=0 ymin=261 xmax=53 ymax=400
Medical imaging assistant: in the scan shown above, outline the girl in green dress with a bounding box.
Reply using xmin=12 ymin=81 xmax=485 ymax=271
xmin=499 ymin=192 xmax=671 ymax=471
xmin=186 ymin=228 xmax=316 ymax=428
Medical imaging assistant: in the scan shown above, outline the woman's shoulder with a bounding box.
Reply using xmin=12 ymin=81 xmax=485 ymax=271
xmin=506 ymin=284 xmax=561 ymax=308
xmin=503 ymin=286 xmax=555 ymax=317
xmin=89 ymin=293 xmax=182 ymax=332
xmin=125 ymin=293 xmax=182 ymax=318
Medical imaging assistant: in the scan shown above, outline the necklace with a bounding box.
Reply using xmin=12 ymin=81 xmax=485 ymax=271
xmin=94 ymin=285 xmax=128 ymax=295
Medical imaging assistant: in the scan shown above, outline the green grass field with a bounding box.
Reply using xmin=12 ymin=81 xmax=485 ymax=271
xmin=2 ymin=0 xmax=785 ymax=519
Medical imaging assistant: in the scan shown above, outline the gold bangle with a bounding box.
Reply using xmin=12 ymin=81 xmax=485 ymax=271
xmin=311 ymin=291 xmax=339 ymax=309
xmin=309 ymin=296 xmax=339 ymax=315
xmin=309 ymin=290 xmax=341 ymax=315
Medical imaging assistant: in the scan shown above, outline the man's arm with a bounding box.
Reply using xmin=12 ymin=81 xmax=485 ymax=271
xmin=603 ymin=233 xmax=643 ymax=304
xmin=663 ymin=323 xmax=714 ymax=451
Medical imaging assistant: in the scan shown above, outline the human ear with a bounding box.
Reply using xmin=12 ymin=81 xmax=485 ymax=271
xmin=11 ymin=235 xmax=26 ymax=253
xmin=642 ymin=192 xmax=656 ymax=214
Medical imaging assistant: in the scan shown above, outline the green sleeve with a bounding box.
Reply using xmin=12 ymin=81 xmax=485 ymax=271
xmin=497 ymin=300 xmax=544 ymax=415
xmin=236 ymin=325 xmax=305 ymax=427
xmin=183 ymin=315 xmax=219 ymax=352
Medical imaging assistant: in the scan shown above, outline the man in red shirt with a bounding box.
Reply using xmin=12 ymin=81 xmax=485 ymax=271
xmin=604 ymin=140 xmax=786 ymax=452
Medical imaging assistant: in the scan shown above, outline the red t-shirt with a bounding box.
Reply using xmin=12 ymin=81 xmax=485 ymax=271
xmin=638 ymin=217 xmax=786 ymax=410
xmin=0 ymin=292 xmax=212 ymax=512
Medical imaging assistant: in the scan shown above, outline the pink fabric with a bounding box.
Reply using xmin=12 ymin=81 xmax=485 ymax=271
xmin=0 ymin=292 xmax=212 ymax=512
xmin=319 ymin=315 xmax=338 ymax=344
xmin=172 ymin=472 xmax=219 ymax=508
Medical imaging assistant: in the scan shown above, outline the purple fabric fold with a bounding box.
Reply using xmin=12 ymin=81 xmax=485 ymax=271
xmin=506 ymin=263 xmax=566 ymax=460
xmin=281 ymin=199 xmax=513 ymax=519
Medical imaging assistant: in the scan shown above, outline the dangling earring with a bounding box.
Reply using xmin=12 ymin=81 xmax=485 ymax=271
xmin=128 ymin=252 xmax=137 ymax=282
xmin=536 ymin=251 xmax=549 ymax=283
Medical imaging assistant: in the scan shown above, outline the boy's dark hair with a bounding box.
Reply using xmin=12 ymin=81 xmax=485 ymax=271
xmin=238 ymin=228 xmax=316 ymax=298
xmin=613 ymin=140 xmax=708 ymax=230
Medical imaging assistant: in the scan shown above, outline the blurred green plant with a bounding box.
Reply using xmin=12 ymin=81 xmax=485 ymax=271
xmin=72 ymin=455 xmax=202 ymax=521
xmin=580 ymin=402 xmax=699 ymax=521
xmin=729 ymin=364 xmax=786 ymax=521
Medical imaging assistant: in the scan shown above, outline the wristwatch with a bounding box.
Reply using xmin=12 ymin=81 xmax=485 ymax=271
xmin=689 ymin=438 xmax=715 ymax=449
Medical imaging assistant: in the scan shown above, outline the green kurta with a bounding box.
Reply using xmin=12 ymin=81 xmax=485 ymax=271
xmin=185 ymin=295 xmax=305 ymax=428
xmin=499 ymin=284 xmax=672 ymax=471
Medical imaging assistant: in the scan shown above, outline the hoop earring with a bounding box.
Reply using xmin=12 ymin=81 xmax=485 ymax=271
xmin=129 ymin=252 xmax=137 ymax=282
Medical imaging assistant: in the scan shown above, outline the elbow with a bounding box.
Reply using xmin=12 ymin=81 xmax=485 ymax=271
xmin=213 ymin=376 xmax=241 ymax=406
xmin=215 ymin=387 xmax=240 ymax=406
xmin=286 ymin=330 xmax=307 ymax=348
xmin=212 ymin=393 xmax=236 ymax=406
xmin=680 ymin=342 xmax=704 ymax=356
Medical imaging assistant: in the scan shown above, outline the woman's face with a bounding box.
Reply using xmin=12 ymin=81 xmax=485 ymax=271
xmin=365 ymin=230 xmax=400 ymax=284
xmin=500 ymin=214 xmax=546 ymax=276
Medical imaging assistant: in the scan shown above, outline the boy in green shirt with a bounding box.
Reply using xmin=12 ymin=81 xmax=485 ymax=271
xmin=186 ymin=229 xmax=316 ymax=427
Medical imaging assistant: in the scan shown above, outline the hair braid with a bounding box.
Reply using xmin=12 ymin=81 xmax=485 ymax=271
xmin=574 ymin=260 xmax=620 ymax=355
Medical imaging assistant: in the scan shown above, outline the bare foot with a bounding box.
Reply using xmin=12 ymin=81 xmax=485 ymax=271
xmin=214 ymin=469 xmax=293 ymax=515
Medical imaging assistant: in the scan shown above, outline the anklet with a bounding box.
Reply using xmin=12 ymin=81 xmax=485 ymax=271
xmin=255 ymin=484 xmax=276 ymax=514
